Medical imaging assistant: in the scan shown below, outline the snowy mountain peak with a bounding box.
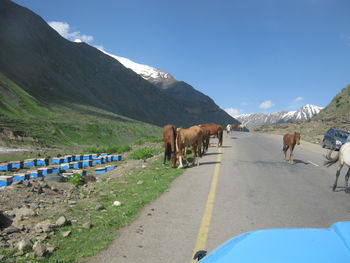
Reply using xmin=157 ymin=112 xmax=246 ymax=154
xmin=101 ymin=50 xmax=175 ymax=82
xmin=235 ymin=104 xmax=323 ymax=129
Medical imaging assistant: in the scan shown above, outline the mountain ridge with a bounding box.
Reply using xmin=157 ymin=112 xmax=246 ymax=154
xmin=235 ymin=104 xmax=323 ymax=129
xmin=0 ymin=0 xmax=235 ymax=128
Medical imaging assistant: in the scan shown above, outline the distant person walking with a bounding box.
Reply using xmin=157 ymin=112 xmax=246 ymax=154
xmin=226 ymin=124 xmax=232 ymax=137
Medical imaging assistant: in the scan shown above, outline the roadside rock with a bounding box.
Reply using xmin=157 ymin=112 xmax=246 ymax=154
xmin=61 ymin=231 xmax=71 ymax=237
xmin=2 ymin=227 xmax=20 ymax=235
xmin=95 ymin=204 xmax=105 ymax=211
xmin=112 ymin=201 xmax=122 ymax=207
xmin=0 ymin=212 xmax=12 ymax=229
xmin=46 ymin=244 xmax=56 ymax=255
xmin=35 ymin=220 xmax=54 ymax=233
xmin=55 ymin=216 xmax=68 ymax=227
xmin=13 ymin=207 xmax=35 ymax=218
xmin=17 ymin=239 xmax=32 ymax=252
xmin=33 ymin=241 xmax=46 ymax=257
xmin=82 ymin=222 xmax=92 ymax=229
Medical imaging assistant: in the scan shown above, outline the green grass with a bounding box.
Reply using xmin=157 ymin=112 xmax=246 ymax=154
xmin=26 ymin=157 xmax=183 ymax=263
xmin=84 ymin=145 xmax=131 ymax=154
xmin=128 ymin=147 xmax=163 ymax=160
xmin=0 ymin=72 xmax=162 ymax=149
xmin=314 ymin=84 xmax=350 ymax=119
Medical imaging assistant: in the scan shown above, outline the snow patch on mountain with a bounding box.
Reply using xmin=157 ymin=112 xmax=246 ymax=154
xmin=235 ymin=104 xmax=323 ymax=129
xmin=101 ymin=50 xmax=175 ymax=82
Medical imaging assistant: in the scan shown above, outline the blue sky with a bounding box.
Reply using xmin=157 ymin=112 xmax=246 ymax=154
xmin=13 ymin=0 xmax=350 ymax=116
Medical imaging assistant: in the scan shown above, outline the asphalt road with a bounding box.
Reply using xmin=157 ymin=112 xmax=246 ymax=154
xmin=86 ymin=132 xmax=350 ymax=263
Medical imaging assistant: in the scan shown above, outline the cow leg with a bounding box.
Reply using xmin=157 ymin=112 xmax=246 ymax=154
xmin=345 ymin=167 xmax=350 ymax=188
xmin=191 ymin=145 xmax=197 ymax=167
xmin=177 ymin=150 xmax=184 ymax=169
xmin=283 ymin=146 xmax=289 ymax=161
xmin=333 ymin=164 xmax=343 ymax=191
xmin=290 ymin=146 xmax=295 ymax=164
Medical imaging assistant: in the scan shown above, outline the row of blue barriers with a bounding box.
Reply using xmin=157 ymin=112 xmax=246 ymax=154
xmin=0 ymin=154 xmax=122 ymax=187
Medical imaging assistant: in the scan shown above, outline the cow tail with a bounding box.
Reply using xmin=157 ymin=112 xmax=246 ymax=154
xmin=218 ymin=129 xmax=223 ymax=147
xmin=175 ymin=130 xmax=180 ymax=157
xmin=171 ymin=126 xmax=176 ymax=154
xmin=324 ymin=151 xmax=339 ymax=167
xmin=165 ymin=144 xmax=171 ymax=161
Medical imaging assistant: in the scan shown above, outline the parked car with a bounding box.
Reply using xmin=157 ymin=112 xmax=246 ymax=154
xmin=321 ymin=128 xmax=350 ymax=150
xmin=195 ymin=222 xmax=350 ymax=263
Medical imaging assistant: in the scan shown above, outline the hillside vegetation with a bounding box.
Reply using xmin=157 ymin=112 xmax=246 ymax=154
xmin=0 ymin=0 xmax=234 ymax=128
xmin=253 ymin=85 xmax=350 ymax=144
xmin=0 ymin=72 xmax=161 ymax=148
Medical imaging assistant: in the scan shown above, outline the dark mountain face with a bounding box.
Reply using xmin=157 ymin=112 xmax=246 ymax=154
xmin=153 ymin=80 xmax=240 ymax=126
xmin=0 ymin=0 xmax=235 ymax=127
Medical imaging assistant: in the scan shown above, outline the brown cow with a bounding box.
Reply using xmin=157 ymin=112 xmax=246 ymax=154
xmin=199 ymin=123 xmax=223 ymax=147
xmin=283 ymin=132 xmax=301 ymax=164
xmin=176 ymin=126 xmax=203 ymax=168
xmin=199 ymin=125 xmax=212 ymax=154
xmin=162 ymin=125 xmax=177 ymax=168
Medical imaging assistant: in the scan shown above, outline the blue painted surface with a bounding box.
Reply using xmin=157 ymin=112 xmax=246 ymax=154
xmin=10 ymin=162 xmax=21 ymax=170
xmin=200 ymin=222 xmax=350 ymax=263
xmin=60 ymin=164 xmax=69 ymax=170
xmin=106 ymin=165 xmax=115 ymax=171
xmin=51 ymin=167 xmax=60 ymax=173
xmin=52 ymin=158 xmax=61 ymax=165
xmin=70 ymin=162 xmax=80 ymax=169
xmin=82 ymin=160 xmax=92 ymax=167
xmin=13 ymin=174 xmax=29 ymax=182
xmin=82 ymin=155 xmax=91 ymax=160
xmin=93 ymin=158 xmax=102 ymax=165
xmin=91 ymin=154 xmax=98 ymax=159
xmin=36 ymin=159 xmax=48 ymax=166
xmin=38 ymin=169 xmax=48 ymax=176
xmin=73 ymin=155 xmax=82 ymax=161
xmin=24 ymin=160 xmax=35 ymax=167
xmin=101 ymin=158 xmax=106 ymax=164
xmin=0 ymin=163 xmax=9 ymax=171
xmin=0 ymin=180 xmax=12 ymax=187
xmin=95 ymin=168 xmax=106 ymax=175
xmin=27 ymin=171 xmax=39 ymax=179
xmin=100 ymin=153 xmax=108 ymax=157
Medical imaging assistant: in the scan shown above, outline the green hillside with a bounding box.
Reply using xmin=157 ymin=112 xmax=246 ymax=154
xmin=314 ymin=85 xmax=350 ymax=119
xmin=0 ymin=0 xmax=234 ymax=127
xmin=0 ymin=72 xmax=161 ymax=148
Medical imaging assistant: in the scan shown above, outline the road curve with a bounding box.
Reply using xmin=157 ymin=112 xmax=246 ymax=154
xmin=86 ymin=132 xmax=350 ymax=263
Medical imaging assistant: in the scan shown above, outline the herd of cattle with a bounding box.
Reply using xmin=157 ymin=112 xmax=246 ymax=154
xmin=163 ymin=123 xmax=225 ymax=169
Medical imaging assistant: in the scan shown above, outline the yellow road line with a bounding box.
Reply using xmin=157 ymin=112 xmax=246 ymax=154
xmin=190 ymin=148 xmax=222 ymax=263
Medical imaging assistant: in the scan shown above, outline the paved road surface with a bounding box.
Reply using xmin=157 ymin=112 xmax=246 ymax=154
xmin=86 ymin=132 xmax=350 ymax=263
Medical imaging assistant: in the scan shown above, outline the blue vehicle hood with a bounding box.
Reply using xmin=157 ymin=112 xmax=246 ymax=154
xmin=200 ymin=222 xmax=350 ymax=263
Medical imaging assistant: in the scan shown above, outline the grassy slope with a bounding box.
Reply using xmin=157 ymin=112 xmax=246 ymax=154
xmin=314 ymin=84 xmax=350 ymax=119
xmin=253 ymin=85 xmax=350 ymax=144
xmin=0 ymin=72 xmax=161 ymax=148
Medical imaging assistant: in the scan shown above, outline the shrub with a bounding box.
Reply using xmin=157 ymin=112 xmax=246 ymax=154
xmin=129 ymin=147 xmax=162 ymax=160
xmin=68 ymin=173 xmax=84 ymax=186
xmin=85 ymin=145 xmax=131 ymax=154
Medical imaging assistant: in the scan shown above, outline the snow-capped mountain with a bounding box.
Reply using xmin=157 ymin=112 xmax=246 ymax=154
xmin=235 ymin=104 xmax=323 ymax=129
xmin=102 ymin=51 xmax=175 ymax=82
